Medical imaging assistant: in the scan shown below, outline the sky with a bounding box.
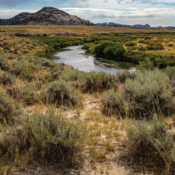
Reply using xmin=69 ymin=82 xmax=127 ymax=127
xmin=0 ymin=0 xmax=175 ymax=27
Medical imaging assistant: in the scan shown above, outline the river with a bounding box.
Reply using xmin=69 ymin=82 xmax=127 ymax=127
xmin=54 ymin=46 xmax=135 ymax=75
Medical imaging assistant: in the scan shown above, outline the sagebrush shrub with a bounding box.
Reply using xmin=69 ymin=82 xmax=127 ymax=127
xmin=0 ymin=92 xmax=20 ymax=123
xmin=121 ymin=69 xmax=175 ymax=118
xmin=164 ymin=67 xmax=175 ymax=93
xmin=83 ymin=72 xmax=117 ymax=93
xmin=7 ymin=83 xmax=39 ymax=105
xmin=48 ymin=64 xmax=65 ymax=81
xmin=0 ymin=72 xmax=15 ymax=85
xmin=0 ymin=57 xmax=10 ymax=71
xmin=24 ymin=113 xmax=86 ymax=165
xmin=125 ymin=116 xmax=175 ymax=174
xmin=49 ymin=69 xmax=63 ymax=82
xmin=164 ymin=66 xmax=175 ymax=80
xmin=11 ymin=60 xmax=28 ymax=76
xmin=101 ymin=89 xmax=124 ymax=116
xmin=0 ymin=113 xmax=86 ymax=167
xmin=46 ymin=80 xmax=82 ymax=107
xmin=12 ymin=60 xmax=39 ymax=81
xmin=61 ymin=70 xmax=82 ymax=81
xmin=116 ymin=71 xmax=135 ymax=83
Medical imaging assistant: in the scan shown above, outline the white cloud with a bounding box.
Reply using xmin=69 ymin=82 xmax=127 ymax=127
xmin=61 ymin=7 xmax=175 ymax=26
xmin=0 ymin=0 xmax=175 ymax=27
xmin=0 ymin=9 xmax=37 ymax=19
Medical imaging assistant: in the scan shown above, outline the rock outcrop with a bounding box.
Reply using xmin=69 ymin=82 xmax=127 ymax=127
xmin=0 ymin=7 xmax=93 ymax=25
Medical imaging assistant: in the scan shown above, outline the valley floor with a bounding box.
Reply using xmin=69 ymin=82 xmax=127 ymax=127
xmin=1 ymin=31 xmax=175 ymax=175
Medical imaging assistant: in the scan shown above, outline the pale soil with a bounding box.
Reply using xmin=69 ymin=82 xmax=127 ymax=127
xmin=11 ymin=94 xmax=152 ymax=175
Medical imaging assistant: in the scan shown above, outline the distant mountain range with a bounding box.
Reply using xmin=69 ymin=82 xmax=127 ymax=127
xmin=96 ymin=22 xmax=175 ymax=29
xmin=0 ymin=7 xmax=93 ymax=25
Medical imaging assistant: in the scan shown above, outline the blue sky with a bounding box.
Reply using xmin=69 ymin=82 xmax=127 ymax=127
xmin=0 ymin=0 xmax=175 ymax=26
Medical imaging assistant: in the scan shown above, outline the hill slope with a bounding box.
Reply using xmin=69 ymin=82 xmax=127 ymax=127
xmin=0 ymin=7 xmax=93 ymax=25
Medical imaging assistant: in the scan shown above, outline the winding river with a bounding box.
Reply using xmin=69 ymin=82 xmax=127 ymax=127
xmin=54 ymin=46 xmax=135 ymax=75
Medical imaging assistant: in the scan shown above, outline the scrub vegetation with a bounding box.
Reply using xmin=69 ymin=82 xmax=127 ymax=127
xmin=83 ymin=33 xmax=175 ymax=69
xmin=1 ymin=28 xmax=175 ymax=174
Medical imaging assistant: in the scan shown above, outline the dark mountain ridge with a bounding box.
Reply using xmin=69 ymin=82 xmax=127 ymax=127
xmin=0 ymin=7 xmax=93 ymax=25
xmin=96 ymin=22 xmax=175 ymax=28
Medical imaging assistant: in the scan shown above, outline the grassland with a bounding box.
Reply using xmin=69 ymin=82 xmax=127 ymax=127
xmin=1 ymin=26 xmax=175 ymax=175
xmin=1 ymin=25 xmax=175 ymax=35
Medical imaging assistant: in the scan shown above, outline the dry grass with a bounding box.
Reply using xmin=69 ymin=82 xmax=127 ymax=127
xmin=84 ymin=111 xmax=128 ymax=163
xmin=0 ymin=35 xmax=43 ymax=55
xmin=1 ymin=25 xmax=175 ymax=35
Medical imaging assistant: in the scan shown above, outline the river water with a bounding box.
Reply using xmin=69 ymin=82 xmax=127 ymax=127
xmin=54 ymin=46 xmax=135 ymax=75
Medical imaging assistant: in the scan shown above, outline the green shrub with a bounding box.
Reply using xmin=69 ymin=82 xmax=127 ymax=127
xmin=49 ymin=69 xmax=62 ymax=82
xmin=164 ymin=66 xmax=175 ymax=80
xmin=0 ymin=57 xmax=10 ymax=71
xmin=144 ymin=36 xmax=152 ymax=40
xmin=46 ymin=80 xmax=82 ymax=107
xmin=12 ymin=60 xmax=39 ymax=81
xmin=48 ymin=64 xmax=65 ymax=82
xmin=147 ymin=43 xmax=164 ymax=50
xmin=138 ymin=46 xmax=146 ymax=51
xmin=101 ymin=89 xmax=124 ymax=116
xmin=138 ymin=40 xmax=144 ymax=43
xmin=41 ymin=59 xmax=55 ymax=68
xmin=11 ymin=60 xmax=27 ymax=76
xmin=125 ymin=116 xmax=175 ymax=174
xmin=0 ymin=72 xmax=15 ymax=85
xmin=7 ymin=83 xmax=39 ymax=105
xmin=60 ymin=70 xmax=85 ymax=88
xmin=137 ymin=59 xmax=154 ymax=70
xmin=94 ymin=41 xmax=113 ymax=58
xmin=103 ymin=44 xmax=125 ymax=61
xmin=164 ymin=67 xmax=175 ymax=93
xmin=0 ymin=113 xmax=86 ymax=167
xmin=0 ymin=92 xmax=20 ymax=123
xmin=121 ymin=69 xmax=174 ymax=118
xmin=168 ymin=43 xmax=174 ymax=47
xmin=61 ymin=70 xmax=82 ymax=82
xmin=82 ymin=43 xmax=91 ymax=50
xmin=25 ymin=113 xmax=86 ymax=165
xmin=123 ymin=50 xmax=143 ymax=64
xmin=83 ymin=72 xmax=117 ymax=93
xmin=125 ymin=41 xmax=136 ymax=46
xmin=116 ymin=71 xmax=135 ymax=83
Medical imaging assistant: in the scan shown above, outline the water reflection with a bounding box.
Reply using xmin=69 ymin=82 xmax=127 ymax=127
xmin=54 ymin=46 xmax=135 ymax=75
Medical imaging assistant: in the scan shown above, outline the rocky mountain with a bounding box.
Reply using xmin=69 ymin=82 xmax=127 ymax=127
xmin=132 ymin=24 xmax=151 ymax=28
xmin=96 ymin=22 xmax=175 ymax=28
xmin=96 ymin=22 xmax=151 ymax=28
xmin=0 ymin=7 xmax=93 ymax=25
xmin=96 ymin=22 xmax=123 ymax=26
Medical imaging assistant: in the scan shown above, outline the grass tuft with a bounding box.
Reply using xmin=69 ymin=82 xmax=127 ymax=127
xmin=125 ymin=115 xmax=175 ymax=174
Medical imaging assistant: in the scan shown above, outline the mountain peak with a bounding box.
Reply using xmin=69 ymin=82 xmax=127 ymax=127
xmin=40 ymin=7 xmax=58 ymax=11
xmin=38 ymin=7 xmax=62 ymax=13
xmin=0 ymin=7 xmax=93 ymax=26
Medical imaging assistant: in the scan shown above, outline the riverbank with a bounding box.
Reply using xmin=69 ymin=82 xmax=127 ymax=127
xmin=94 ymin=58 xmax=136 ymax=69
xmin=54 ymin=46 xmax=136 ymax=72
xmin=53 ymin=46 xmax=130 ymax=74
